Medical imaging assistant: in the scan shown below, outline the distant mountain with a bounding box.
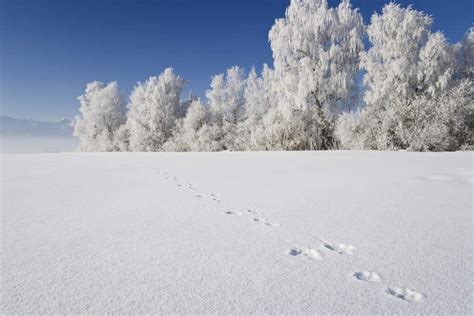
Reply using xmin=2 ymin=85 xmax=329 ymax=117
xmin=0 ymin=115 xmax=74 ymax=137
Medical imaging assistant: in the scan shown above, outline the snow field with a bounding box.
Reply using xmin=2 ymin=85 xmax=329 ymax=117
xmin=2 ymin=151 xmax=472 ymax=314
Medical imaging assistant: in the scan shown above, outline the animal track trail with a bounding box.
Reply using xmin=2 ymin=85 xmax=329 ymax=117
xmin=144 ymin=165 xmax=224 ymax=206
xmin=145 ymin=164 xmax=232 ymax=208
xmin=386 ymin=287 xmax=424 ymax=303
xmin=144 ymin=164 xmax=429 ymax=305
xmin=144 ymin=164 xmax=380 ymax=292
xmin=152 ymin=163 xmax=350 ymax=262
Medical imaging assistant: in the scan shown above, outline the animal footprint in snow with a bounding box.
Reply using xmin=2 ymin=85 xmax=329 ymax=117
xmin=288 ymin=247 xmax=322 ymax=260
xmin=225 ymin=211 xmax=242 ymax=216
xmin=265 ymin=222 xmax=280 ymax=227
xmin=288 ymin=248 xmax=303 ymax=256
xmin=196 ymin=194 xmax=204 ymax=198
xmin=252 ymin=218 xmax=279 ymax=227
xmin=386 ymin=287 xmax=424 ymax=303
xmin=209 ymin=194 xmax=221 ymax=202
xmin=353 ymin=271 xmax=381 ymax=283
xmin=324 ymin=243 xmax=355 ymax=255
xmin=246 ymin=209 xmax=259 ymax=215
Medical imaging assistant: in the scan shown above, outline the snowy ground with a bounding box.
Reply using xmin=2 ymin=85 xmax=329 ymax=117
xmin=1 ymin=151 xmax=473 ymax=314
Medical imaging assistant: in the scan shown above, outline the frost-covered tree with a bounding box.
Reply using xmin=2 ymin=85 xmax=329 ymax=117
xmin=233 ymin=65 xmax=275 ymax=150
xmin=336 ymin=4 xmax=472 ymax=151
xmin=74 ymin=1 xmax=471 ymax=153
xmin=205 ymin=66 xmax=246 ymax=150
xmin=396 ymin=79 xmax=474 ymax=151
xmin=74 ymin=81 xmax=127 ymax=151
xmin=163 ymin=99 xmax=216 ymax=151
xmin=459 ymin=28 xmax=474 ymax=79
xmin=265 ymin=0 xmax=364 ymax=149
xmin=244 ymin=66 xmax=270 ymax=121
xmin=207 ymin=66 xmax=246 ymax=125
xmin=269 ymin=0 xmax=364 ymax=114
xmin=252 ymin=105 xmax=334 ymax=151
xmin=361 ymin=4 xmax=455 ymax=110
xmin=334 ymin=110 xmax=361 ymax=149
xmin=126 ymin=68 xmax=186 ymax=151
xmin=113 ymin=124 xmax=130 ymax=151
xmin=183 ymin=99 xmax=209 ymax=136
xmin=359 ymin=3 xmax=460 ymax=150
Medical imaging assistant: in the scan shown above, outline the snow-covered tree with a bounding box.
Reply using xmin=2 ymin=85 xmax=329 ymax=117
xmin=113 ymin=124 xmax=130 ymax=151
xmin=396 ymin=79 xmax=474 ymax=151
xmin=269 ymin=0 xmax=364 ymax=114
xmin=244 ymin=67 xmax=268 ymax=121
xmin=205 ymin=66 xmax=246 ymax=150
xmin=264 ymin=0 xmax=364 ymax=149
xmin=191 ymin=124 xmax=225 ymax=152
xmin=163 ymin=98 xmax=214 ymax=151
xmin=336 ymin=4 xmax=472 ymax=151
xmin=74 ymin=1 xmax=471 ymax=153
xmin=459 ymin=27 xmax=474 ymax=79
xmin=232 ymin=64 xmax=274 ymax=150
xmin=183 ymin=99 xmax=209 ymax=135
xmin=74 ymin=81 xmax=127 ymax=151
xmin=126 ymin=68 xmax=186 ymax=151
xmin=207 ymin=66 xmax=246 ymax=125
xmin=252 ymin=105 xmax=334 ymax=151
xmin=360 ymin=3 xmax=461 ymax=149
xmin=334 ymin=110 xmax=361 ymax=149
xmin=361 ymin=4 xmax=431 ymax=111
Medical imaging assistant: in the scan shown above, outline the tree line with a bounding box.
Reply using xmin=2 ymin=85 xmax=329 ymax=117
xmin=74 ymin=0 xmax=473 ymax=152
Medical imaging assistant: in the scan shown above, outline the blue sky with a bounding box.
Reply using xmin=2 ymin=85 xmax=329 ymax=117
xmin=1 ymin=0 xmax=472 ymax=121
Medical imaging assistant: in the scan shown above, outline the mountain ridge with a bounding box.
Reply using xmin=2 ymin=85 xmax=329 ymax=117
xmin=0 ymin=115 xmax=74 ymax=137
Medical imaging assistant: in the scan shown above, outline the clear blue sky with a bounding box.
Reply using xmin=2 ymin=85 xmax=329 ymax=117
xmin=1 ymin=0 xmax=472 ymax=121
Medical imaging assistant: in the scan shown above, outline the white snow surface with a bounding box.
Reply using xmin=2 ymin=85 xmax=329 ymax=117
xmin=1 ymin=151 xmax=473 ymax=314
